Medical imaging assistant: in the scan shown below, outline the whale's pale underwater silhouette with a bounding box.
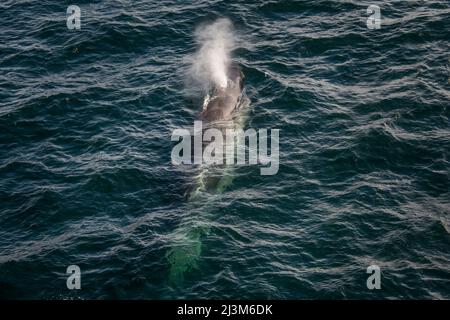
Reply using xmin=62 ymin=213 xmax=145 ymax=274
xmin=166 ymin=62 xmax=249 ymax=284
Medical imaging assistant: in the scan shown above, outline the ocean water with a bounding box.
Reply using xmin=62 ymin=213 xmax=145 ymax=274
xmin=0 ymin=0 xmax=449 ymax=299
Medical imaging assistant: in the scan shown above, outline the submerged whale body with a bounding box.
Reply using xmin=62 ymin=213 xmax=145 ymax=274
xmin=167 ymin=62 xmax=247 ymax=285
xmin=193 ymin=62 xmax=245 ymax=196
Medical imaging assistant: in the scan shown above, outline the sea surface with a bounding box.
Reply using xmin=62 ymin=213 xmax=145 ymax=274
xmin=0 ymin=0 xmax=449 ymax=299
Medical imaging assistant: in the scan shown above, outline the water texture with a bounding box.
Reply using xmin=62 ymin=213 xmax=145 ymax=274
xmin=0 ymin=0 xmax=449 ymax=299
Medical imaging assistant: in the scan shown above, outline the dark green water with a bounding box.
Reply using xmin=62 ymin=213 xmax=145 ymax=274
xmin=0 ymin=0 xmax=449 ymax=299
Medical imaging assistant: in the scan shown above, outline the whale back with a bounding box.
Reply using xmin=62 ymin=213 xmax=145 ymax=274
xmin=201 ymin=63 xmax=243 ymax=122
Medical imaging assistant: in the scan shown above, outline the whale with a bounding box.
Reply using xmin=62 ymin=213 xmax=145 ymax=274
xmin=192 ymin=62 xmax=245 ymax=195
xmin=166 ymin=62 xmax=248 ymax=284
xmin=201 ymin=62 xmax=244 ymax=123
